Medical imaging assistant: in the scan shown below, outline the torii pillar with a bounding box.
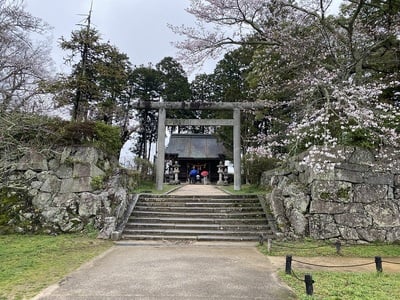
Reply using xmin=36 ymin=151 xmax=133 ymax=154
xmin=155 ymin=107 xmax=166 ymax=191
xmin=233 ymin=108 xmax=241 ymax=191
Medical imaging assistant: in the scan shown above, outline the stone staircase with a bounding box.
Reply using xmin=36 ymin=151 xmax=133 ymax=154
xmin=121 ymin=194 xmax=274 ymax=242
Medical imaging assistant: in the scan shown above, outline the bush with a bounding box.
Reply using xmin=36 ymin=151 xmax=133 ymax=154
xmin=243 ymin=155 xmax=279 ymax=185
xmin=1 ymin=113 xmax=123 ymax=156
xmin=93 ymin=121 xmax=122 ymax=155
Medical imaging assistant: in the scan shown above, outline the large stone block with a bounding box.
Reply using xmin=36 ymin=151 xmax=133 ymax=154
xmin=73 ymin=163 xmax=105 ymax=178
xmin=363 ymin=173 xmax=393 ymax=185
xmin=97 ymin=217 xmax=116 ymax=239
xmin=334 ymin=168 xmax=364 ymax=183
xmin=16 ymin=151 xmax=48 ymax=171
xmin=334 ymin=213 xmax=372 ymax=227
xmin=59 ymin=177 xmax=92 ymax=193
xmin=310 ymin=200 xmax=348 ymax=214
xmin=364 ymin=202 xmax=400 ymax=226
xmin=40 ymin=175 xmax=61 ymax=193
xmin=32 ymin=192 xmax=52 ymax=210
xmin=280 ymin=182 xmax=310 ymax=213
xmin=386 ymin=227 xmax=400 ymax=242
xmin=73 ymin=147 xmax=99 ymax=164
xmin=288 ymin=210 xmax=307 ymax=236
xmin=55 ymin=165 xmax=73 ymax=179
xmin=348 ymin=148 xmax=375 ymax=165
xmin=356 ymin=228 xmax=387 ymax=242
xmin=338 ymin=226 xmax=359 ymax=240
xmin=78 ymin=192 xmax=109 ymax=217
xmin=311 ymin=181 xmax=353 ymax=203
xmin=300 ymin=166 xmax=336 ymax=184
xmin=52 ymin=193 xmax=79 ymax=208
xmin=309 ymin=214 xmax=340 ymax=239
xmin=353 ymin=184 xmax=388 ymax=203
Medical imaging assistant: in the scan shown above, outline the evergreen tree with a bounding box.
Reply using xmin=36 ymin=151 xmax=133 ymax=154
xmin=129 ymin=65 xmax=163 ymax=160
xmin=156 ymin=57 xmax=193 ymax=133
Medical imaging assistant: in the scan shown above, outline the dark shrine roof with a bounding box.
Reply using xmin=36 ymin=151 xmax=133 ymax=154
xmin=166 ymin=134 xmax=225 ymax=159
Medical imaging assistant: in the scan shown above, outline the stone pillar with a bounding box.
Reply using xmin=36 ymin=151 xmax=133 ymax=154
xmin=233 ymin=108 xmax=241 ymax=190
xmin=173 ymin=161 xmax=180 ymax=183
xmin=217 ymin=161 xmax=224 ymax=185
xmin=155 ymin=107 xmax=166 ymax=190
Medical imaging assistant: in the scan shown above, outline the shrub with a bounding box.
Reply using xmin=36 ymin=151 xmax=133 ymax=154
xmin=243 ymin=155 xmax=279 ymax=185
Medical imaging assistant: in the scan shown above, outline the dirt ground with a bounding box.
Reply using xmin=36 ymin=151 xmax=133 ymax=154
xmin=268 ymin=256 xmax=400 ymax=273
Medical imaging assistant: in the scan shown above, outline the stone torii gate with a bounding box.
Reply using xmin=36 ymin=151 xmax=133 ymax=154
xmin=132 ymin=101 xmax=267 ymax=191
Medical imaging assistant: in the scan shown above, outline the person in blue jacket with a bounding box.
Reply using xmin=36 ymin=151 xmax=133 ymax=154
xmin=189 ymin=167 xmax=198 ymax=183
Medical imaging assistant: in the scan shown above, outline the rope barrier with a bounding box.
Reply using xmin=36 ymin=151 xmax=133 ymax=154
xmin=272 ymin=242 xmax=329 ymax=250
xmin=382 ymin=260 xmax=400 ymax=265
xmin=292 ymin=258 xmax=375 ymax=268
xmin=291 ymin=269 xmax=305 ymax=282
xmin=283 ymin=254 xmax=399 ymax=297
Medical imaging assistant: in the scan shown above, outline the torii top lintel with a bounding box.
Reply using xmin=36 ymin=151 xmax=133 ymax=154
xmin=131 ymin=100 xmax=268 ymax=110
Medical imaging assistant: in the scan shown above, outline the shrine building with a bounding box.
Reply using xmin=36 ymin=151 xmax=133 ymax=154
xmin=165 ymin=134 xmax=226 ymax=183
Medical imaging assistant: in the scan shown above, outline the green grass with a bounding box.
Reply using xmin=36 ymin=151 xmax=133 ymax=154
xmin=221 ymin=184 xmax=266 ymax=195
xmin=0 ymin=234 xmax=113 ymax=300
xmin=280 ymin=271 xmax=400 ymax=300
xmin=258 ymin=239 xmax=400 ymax=257
xmin=132 ymin=181 xmax=179 ymax=194
xmin=259 ymin=240 xmax=400 ymax=300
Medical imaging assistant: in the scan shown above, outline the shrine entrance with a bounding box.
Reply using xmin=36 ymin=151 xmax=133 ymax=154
xmin=132 ymin=101 xmax=267 ymax=191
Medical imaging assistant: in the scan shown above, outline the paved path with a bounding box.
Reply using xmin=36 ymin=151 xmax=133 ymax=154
xmin=34 ymin=242 xmax=296 ymax=300
xmin=34 ymin=185 xmax=297 ymax=299
xmin=167 ymin=184 xmax=229 ymax=196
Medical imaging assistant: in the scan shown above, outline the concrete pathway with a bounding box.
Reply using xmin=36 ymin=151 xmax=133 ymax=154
xmin=34 ymin=185 xmax=297 ymax=299
xmin=167 ymin=184 xmax=229 ymax=196
xmin=34 ymin=242 xmax=296 ymax=300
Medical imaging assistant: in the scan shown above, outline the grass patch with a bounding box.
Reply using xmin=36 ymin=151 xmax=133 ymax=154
xmin=259 ymin=240 xmax=400 ymax=300
xmin=279 ymin=271 xmax=400 ymax=300
xmin=221 ymin=184 xmax=266 ymax=195
xmin=258 ymin=239 xmax=400 ymax=257
xmin=132 ymin=181 xmax=182 ymax=194
xmin=0 ymin=234 xmax=113 ymax=300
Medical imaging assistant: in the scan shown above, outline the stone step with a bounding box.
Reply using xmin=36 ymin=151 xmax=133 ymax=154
xmin=129 ymin=217 xmax=268 ymax=225
xmin=133 ymin=205 xmax=262 ymax=213
xmin=131 ymin=210 xmax=266 ymax=218
xmin=137 ymin=199 xmax=262 ymax=204
xmin=121 ymin=193 xmax=274 ymax=242
xmin=141 ymin=195 xmax=259 ymax=200
xmin=124 ymin=222 xmax=271 ymax=231
xmin=136 ymin=201 xmax=261 ymax=207
xmin=123 ymin=228 xmax=270 ymax=237
xmin=121 ymin=234 xmax=267 ymax=242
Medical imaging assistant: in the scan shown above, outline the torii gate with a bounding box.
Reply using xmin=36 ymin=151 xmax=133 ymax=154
xmin=132 ymin=101 xmax=268 ymax=191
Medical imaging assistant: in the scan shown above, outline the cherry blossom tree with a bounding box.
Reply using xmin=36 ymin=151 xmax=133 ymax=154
xmin=0 ymin=0 xmax=51 ymax=113
xmin=172 ymin=0 xmax=400 ymax=164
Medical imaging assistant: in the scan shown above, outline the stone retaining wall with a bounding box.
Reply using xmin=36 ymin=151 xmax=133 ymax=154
xmin=0 ymin=146 xmax=135 ymax=238
xmin=261 ymin=146 xmax=400 ymax=243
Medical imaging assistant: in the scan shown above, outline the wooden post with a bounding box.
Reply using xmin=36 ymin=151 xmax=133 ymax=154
xmin=285 ymin=255 xmax=292 ymax=274
xmin=304 ymin=274 xmax=314 ymax=295
xmin=375 ymin=256 xmax=383 ymax=272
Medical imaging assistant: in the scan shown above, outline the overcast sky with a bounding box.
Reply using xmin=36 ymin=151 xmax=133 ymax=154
xmin=24 ymin=0 xmax=343 ymax=79
xmin=24 ymin=0 xmax=211 ymax=77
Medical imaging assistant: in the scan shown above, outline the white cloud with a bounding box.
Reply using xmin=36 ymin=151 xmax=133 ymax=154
xmin=24 ymin=0 xmax=204 ymax=75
